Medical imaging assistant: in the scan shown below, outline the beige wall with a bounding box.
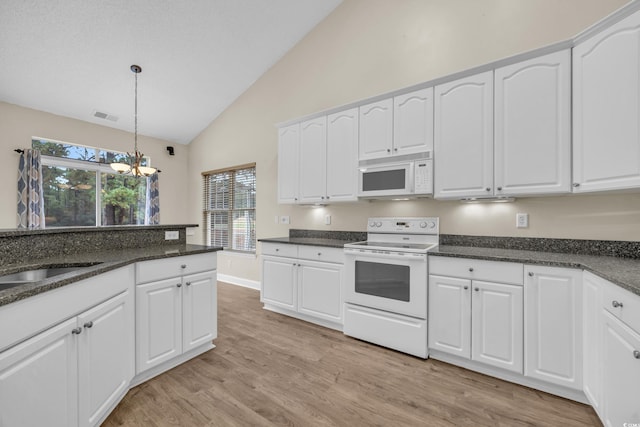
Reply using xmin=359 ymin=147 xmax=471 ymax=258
xmin=0 ymin=101 xmax=189 ymax=227
xmin=184 ymin=0 xmax=634 ymax=283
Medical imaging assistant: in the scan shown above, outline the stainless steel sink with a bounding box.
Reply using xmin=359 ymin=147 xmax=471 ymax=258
xmin=0 ymin=263 xmax=102 ymax=289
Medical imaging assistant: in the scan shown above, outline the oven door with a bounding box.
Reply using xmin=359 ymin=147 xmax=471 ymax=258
xmin=344 ymin=249 xmax=427 ymax=319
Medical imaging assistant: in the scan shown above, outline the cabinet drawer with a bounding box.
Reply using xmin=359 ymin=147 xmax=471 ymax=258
xmin=262 ymin=242 xmax=298 ymax=258
xmin=429 ymin=256 xmax=523 ymax=285
xmin=298 ymin=246 xmax=344 ymax=264
xmin=603 ymin=281 xmax=640 ymax=333
xmin=136 ymin=253 xmax=217 ymax=284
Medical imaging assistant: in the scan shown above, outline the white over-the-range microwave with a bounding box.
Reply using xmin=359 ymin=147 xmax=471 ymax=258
xmin=358 ymin=152 xmax=433 ymax=198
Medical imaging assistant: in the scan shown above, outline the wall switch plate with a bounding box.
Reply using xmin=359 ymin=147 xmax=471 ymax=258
xmin=325 ymin=215 xmax=331 ymax=225
xmin=165 ymin=230 xmax=179 ymax=240
xmin=280 ymin=216 xmax=290 ymax=225
xmin=516 ymin=213 xmax=529 ymax=228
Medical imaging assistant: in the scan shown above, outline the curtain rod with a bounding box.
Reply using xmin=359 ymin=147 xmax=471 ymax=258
xmin=14 ymin=149 xmax=24 ymax=153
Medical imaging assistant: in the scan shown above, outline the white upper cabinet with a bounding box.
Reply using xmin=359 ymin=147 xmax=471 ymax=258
xmin=434 ymin=71 xmax=494 ymax=199
xmin=326 ymin=108 xmax=358 ymax=202
xmin=573 ymin=10 xmax=640 ymax=193
xmin=277 ymin=124 xmax=300 ymax=204
xmin=393 ymin=88 xmax=434 ymax=156
xmin=494 ymin=50 xmax=571 ymax=196
xmin=359 ymin=98 xmax=394 ymax=160
xmin=298 ymin=117 xmax=328 ymax=204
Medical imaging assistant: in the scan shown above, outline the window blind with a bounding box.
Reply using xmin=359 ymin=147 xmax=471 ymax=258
xmin=202 ymin=163 xmax=256 ymax=252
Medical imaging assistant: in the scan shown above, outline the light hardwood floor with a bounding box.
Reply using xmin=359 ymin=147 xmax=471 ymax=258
xmin=103 ymin=282 xmax=601 ymax=426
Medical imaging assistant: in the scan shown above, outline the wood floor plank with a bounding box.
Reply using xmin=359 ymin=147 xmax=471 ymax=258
xmin=103 ymin=282 xmax=601 ymax=426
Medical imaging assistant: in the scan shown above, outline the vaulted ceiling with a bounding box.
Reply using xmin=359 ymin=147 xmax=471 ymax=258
xmin=0 ymin=0 xmax=342 ymax=144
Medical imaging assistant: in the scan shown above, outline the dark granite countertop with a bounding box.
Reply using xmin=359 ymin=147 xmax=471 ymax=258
xmin=259 ymin=236 xmax=359 ymax=248
xmin=0 ymin=244 xmax=222 ymax=307
xmin=0 ymin=224 xmax=199 ymax=238
xmin=431 ymin=245 xmax=640 ymax=297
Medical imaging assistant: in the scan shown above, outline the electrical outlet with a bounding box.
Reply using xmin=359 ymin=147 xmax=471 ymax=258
xmin=186 ymin=228 xmax=195 ymax=236
xmin=280 ymin=216 xmax=290 ymax=225
xmin=165 ymin=230 xmax=179 ymax=240
xmin=516 ymin=213 xmax=529 ymax=228
xmin=325 ymin=215 xmax=331 ymax=225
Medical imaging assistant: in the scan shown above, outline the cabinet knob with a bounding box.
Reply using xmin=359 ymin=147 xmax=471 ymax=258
xmin=275 ymin=248 xmax=279 ymax=251
xmin=497 ymin=187 xmax=502 ymax=191
xmin=294 ymin=198 xmax=298 ymax=201
xmin=177 ymin=283 xmax=182 ymax=288
xmin=463 ymin=286 xmax=469 ymax=290
xmin=612 ymin=300 xmax=623 ymax=308
xmin=317 ymin=252 xmax=322 ymax=256
xmin=468 ymin=267 xmax=474 ymax=272
xmin=326 ymin=196 xmax=330 ymax=200
xmin=474 ymin=287 xmax=480 ymax=292
xmin=387 ymin=149 xmax=391 ymax=153
xmin=83 ymin=321 xmax=93 ymax=329
xmin=181 ymin=264 xmax=187 ymax=269
xmin=485 ymin=188 xmax=491 ymax=192
xmin=186 ymin=282 xmax=192 ymax=286
xmin=71 ymin=327 xmax=82 ymax=335
xmin=528 ymin=272 xmax=534 ymax=277
xmin=634 ymin=350 xmax=640 ymax=359
xmin=321 ymin=196 xmax=325 ymax=199
xmin=573 ymin=183 xmax=580 ymax=188
xmin=394 ymin=148 xmax=398 ymax=152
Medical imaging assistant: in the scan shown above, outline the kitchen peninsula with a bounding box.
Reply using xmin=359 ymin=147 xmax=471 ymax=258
xmin=0 ymin=225 xmax=222 ymax=427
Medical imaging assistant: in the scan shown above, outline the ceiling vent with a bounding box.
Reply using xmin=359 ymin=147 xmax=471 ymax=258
xmin=92 ymin=110 xmax=119 ymax=122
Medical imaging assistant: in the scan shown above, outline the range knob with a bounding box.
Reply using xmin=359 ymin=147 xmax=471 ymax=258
xmin=375 ymin=221 xmax=382 ymax=227
xmin=369 ymin=221 xmax=375 ymax=227
xmin=427 ymin=221 xmax=436 ymax=229
xmin=420 ymin=222 xmax=427 ymax=228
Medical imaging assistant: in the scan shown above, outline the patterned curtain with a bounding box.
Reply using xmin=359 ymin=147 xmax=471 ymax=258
xmin=146 ymin=172 xmax=160 ymax=224
xmin=17 ymin=149 xmax=46 ymax=229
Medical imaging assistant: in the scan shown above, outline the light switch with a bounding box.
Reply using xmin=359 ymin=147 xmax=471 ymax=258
xmin=280 ymin=216 xmax=290 ymax=225
xmin=516 ymin=213 xmax=529 ymax=228
xmin=325 ymin=215 xmax=331 ymax=225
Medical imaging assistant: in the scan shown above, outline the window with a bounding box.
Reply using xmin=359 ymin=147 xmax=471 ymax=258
xmin=203 ymin=163 xmax=256 ymax=252
xmin=32 ymin=138 xmax=154 ymax=227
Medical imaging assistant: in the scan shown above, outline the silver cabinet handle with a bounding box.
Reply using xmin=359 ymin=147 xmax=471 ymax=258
xmin=573 ymin=183 xmax=580 ymax=188
xmin=497 ymin=187 xmax=502 ymax=191
xmin=317 ymin=252 xmax=322 ymax=256
xmin=326 ymin=196 xmax=330 ymax=199
xmin=474 ymin=287 xmax=479 ymax=292
xmin=387 ymin=149 xmax=391 ymax=153
xmin=394 ymin=148 xmax=398 ymax=152
xmin=485 ymin=188 xmax=491 ymax=192
xmin=612 ymin=300 xmax=623 ymax=308
xmin=186 ymin=282 xmax=192 ymax=286
xmin=275 ymin=248 xmax=279 ymax=251
xmin=634 ymin=350 xmax=640 ymax=359
xmin=71 ymin=327 xmax=82 ymax=335
xmin=468 ymin=267 xmax=474 ymax=272
xmin=84 ymin=321 xmax=93 ymax=329
xmin=181 ymin=264 xmax=187 ymax=269
xmin=294 ymin=198 xmax=298 ymax=201
xmin=321 ymin=196 xmax=325 ymax=199
xmin=528 ymin=272 xmax=534 ymax=277
xmin=177 ymin=283 xmax=182 ymax=288
xmin=463 ymin=286 xmax=469 ymax=290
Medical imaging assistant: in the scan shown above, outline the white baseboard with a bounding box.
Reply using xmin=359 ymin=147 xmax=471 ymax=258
xmin=217 ymin=273 xmax=260 ymax=290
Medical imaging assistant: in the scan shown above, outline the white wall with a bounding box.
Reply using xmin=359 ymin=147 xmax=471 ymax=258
xmin=0 ymin=101 xmax=190 ymax=227
xmin=187 ymin=0 xmax=636 ymax=283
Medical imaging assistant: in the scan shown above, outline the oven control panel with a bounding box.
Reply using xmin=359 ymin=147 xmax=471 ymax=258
xmin=367 ymin=217 xmax=438 ymax=234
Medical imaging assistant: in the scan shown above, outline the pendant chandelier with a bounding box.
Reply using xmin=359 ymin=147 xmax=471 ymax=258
xmin=110 ymin=64 xmax=157 ymax=177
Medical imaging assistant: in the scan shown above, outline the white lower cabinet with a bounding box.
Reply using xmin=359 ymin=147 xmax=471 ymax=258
xmin=261 ymin=243 xmax=343 ymax=328
xmin=524 ymin=266 xmax=582 ymax=390
xmin=582 ymin=271 xmax=604 ymax=415
xmin=429 ymin=257 xmax=524 ymax=374
xmin=0 ymin=290 xmax=134 ymax=427
xmin=136 ymin=255 xmax=217 ymax=374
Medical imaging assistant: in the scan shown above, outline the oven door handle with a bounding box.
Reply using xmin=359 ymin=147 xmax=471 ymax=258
xmin=344 ymin=249 xmax=427 ymax=261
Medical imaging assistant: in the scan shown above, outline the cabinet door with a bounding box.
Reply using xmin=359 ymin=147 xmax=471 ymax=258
xmin=573 ymin=10 xmax=640 ymax=193
xmin=601 ymin=310 xmax=640 ymax=427
xmin=494 ymin=50 xmax=571 ymax=196
xmin=393 ymin=88 xmax=434 ymax=156
xmin=298 ymin=261 xmax=342 ymax=323
xmin=0 ymin=318 xmax=79 ymax=427
xmin=359 ymin=98 xmax=393 ymax=160
xmin=261 ymin=256 xmax=297 ymax=311
xmin=78 ymin=290 xmax=134 ymax=427
xmin=277 ymin=123 xmax=300 ymax=204
xmin=326 ymin=108 xmax=358 ymax=202
xmin=299 ymin=116 xmax=327 ymax=203
xmin=434 ymin=71 xmax=494 ymax=199
xmin=524 ymin=266 xmax=582 ymax=389
xmin=471 ymin=280 xmax=523 ymax=373
xmin=583 ymin=272 xmax=603 ymax=414
xmin=183 ymin=271 xmax=217 ymax=353
xmin=136 ymin=277 xmax=182 ymax=373
xmin=428 ymin=275 xmax=471 ymax=358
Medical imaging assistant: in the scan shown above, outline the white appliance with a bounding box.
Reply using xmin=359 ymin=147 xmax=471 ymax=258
xmin=343 ymin=217 xmax=439 ymax=358
xmin=358 ymin=153 xmax=433 ymax=198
